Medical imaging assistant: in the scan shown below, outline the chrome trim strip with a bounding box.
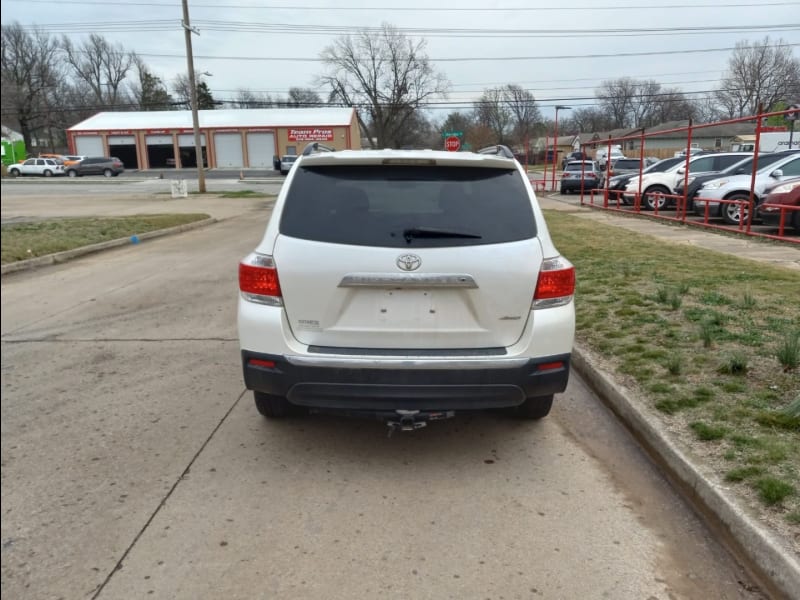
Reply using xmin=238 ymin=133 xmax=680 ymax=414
xmin=285 ymin=355 xmax=528 ymax=370
xmin=338 ymin=273 xmax=478 ymax=288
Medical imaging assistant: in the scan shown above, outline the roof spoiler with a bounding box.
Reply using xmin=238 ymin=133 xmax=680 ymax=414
xmin=302 ymin=142 xmax=337 ymax=156
xmin=476 ymin=145 xmax=516 ymax=159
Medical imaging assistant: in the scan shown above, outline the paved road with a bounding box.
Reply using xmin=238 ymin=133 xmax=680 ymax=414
xmin=0 ymin=177 xmax=283 ymax=200
xmin=1 ymin=202 xmax=765 ymax=599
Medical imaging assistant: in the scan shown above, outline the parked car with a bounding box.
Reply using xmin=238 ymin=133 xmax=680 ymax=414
xmin=624 ymin=152 xmax=751 ymax=210
xmin=694 ymin=152 xmax=800 ymax=225
xmin=279 ymin=155 xmax=297 ymax=175
xmin=680 ymin=151 xmax=797 ymax=210
xmin=673 ymin=144 xmax=708 ymax=158
xmin=62 ymin=155 xmax=86 ymax=167
xmin=65 ymin=156 xmax=124 ymax=177
xmin=238 ymin=144 xmax=575 ymax=425
xmin=561 ymin=151 xmax=587 ymax=170
xmin=7 ymin=157 xmax=65 ymax=177
xmin=757 ymin=177 xmax=800 ymax=232
xmin=595 ymin=145 xmax=625 ymax=170
xmin=607 ymin=157 xmax=684 ymax=203
xmin=560 ymin=160 xmax=604 ymax=194
xmin=608 ymin=157 xmax=647 ymax=176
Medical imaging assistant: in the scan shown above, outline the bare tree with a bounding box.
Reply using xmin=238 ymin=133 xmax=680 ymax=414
xmin=651 ymin=87 xmax=696 ymax=124
xmin=131 ymin=57 xmax=173 ymax=111
xmin=1 ymin=22 xmax=64 ymax=149
xmin=61 ymin=33 xmax=135 ymax=106
xmin=692 ymin=96 xmax=724 ymax=124
xmin=172 ymin=73 xmax=216 ymax=109
xmin=629 ymin=79 xmax=661 ymax=127
xmin=229 ymin=88 xmax=274 ymax=108
xmin=286 ymin=87 xmax=323 ymax=107
xmin=503 ymin=84 xmax=541 ymax=145
xmin=716 ymin=37 xmax=800 ymax=118
xmin=596 ymin=78 xmax=637 ymax=128
xmin=319 ymin=23 xmax=449 ymax=148
xmin=562 ymin=106 xmax=615 ymax=133
xmin=474 ymin=87 xmax=513 ymax=143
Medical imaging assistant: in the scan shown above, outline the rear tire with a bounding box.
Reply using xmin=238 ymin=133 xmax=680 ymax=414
xmin=67 ymin=170 xmax=78 ymax=178
xmin=254 ymin=391 xmax=292 ymax=418
xmin=43 ymin=169 xmax=53 ymax=177
xmin=560 ymin=187 xmax=566 ymax=195
xmin=514 ymin=394 xmax=554 ymax=420
xmin=103 ymin=168 xmax=113 ymax=178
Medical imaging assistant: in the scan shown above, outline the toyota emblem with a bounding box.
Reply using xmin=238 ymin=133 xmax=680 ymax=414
xmin=396 ymin=254 xmax=422 ymax=271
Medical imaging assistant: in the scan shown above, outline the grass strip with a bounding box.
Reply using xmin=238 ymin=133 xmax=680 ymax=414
xmin=1 ymin=213 xmax=210 ymax=264
xmin=545 ymin=210 xmax=800 ymax=522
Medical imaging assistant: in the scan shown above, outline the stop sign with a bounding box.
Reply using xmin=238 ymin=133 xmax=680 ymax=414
xmin=445 ymin=136 xmax=461 ymax=152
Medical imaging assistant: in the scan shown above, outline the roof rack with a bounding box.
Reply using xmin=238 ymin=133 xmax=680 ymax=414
xmin=476 ymin=144 xmax=516 ymax=160
xmin=302 ymin=142 xmax=337 ymax=156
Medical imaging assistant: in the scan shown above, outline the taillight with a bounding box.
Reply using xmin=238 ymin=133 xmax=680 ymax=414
xmin=239 ymin=253 xmax=282 ymax=306
xmin=533 ymin=256 xmax=575 ymax=309
xmin=587 ymin=173 xmax=596 ymax=178
xmin=562 ymin=172 xmax=570 ymax=178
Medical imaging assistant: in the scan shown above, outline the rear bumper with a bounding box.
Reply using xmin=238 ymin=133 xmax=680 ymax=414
xmin=561 ymin=180 xmax=602 ymax=191
xmin=242 ymin=350 xmax=571 ymax=411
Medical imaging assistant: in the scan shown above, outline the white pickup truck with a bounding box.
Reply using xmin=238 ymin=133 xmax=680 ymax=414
xmin=731 ymin=132 xmax=797 ymax=153
xmin=595 ymin=145 xmax=624 ymax=170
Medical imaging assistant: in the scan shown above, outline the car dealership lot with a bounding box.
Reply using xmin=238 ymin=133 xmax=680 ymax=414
xmin=1 ymin=194 xmax=765 ymax=599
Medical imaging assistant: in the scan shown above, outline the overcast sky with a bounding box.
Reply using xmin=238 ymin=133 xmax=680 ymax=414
xmin=2 ymin=0 xmax=799 ymax=120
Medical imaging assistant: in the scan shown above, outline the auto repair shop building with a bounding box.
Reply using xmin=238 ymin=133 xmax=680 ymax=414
xmin=66 ymin=107 xmax=360 ymax=170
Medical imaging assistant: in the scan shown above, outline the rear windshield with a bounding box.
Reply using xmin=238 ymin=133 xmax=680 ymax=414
xmin=280 ymin=165 xmax=536 ymax=248
xmin=725 ymin=153 xmax=792 ymax=175
xmin=613 ymin=159 xmax=640 ymax=169
xmin=565 ymin=162 xmax=592 ymax=171
xmin=645 ymin=157 xmax=683 ymax=173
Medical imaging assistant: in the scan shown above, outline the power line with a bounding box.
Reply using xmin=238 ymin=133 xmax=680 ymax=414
xmin=21 ymin=20 xmax=800 ymax=39
xmin=0 ymin=86 xmax=743 ymax=119
xmin=129 ymin=43 xmax=800 ymax=63
xmin=211 ymin=77 xmax=728 ymax=96
xmin=8 ymin=0 xmax=800 ymax=10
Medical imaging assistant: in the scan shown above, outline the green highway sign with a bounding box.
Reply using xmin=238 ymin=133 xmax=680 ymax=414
xmin=441 ymin=131 xmax=463 ymax=138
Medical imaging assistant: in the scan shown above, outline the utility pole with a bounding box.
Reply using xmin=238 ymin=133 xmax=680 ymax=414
xmin=182 ymin=0 xmax=206 ymax=193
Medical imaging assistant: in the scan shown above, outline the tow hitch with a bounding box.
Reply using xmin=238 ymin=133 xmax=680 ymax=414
xmin=386 ymin=410 xmax=454 ymax=437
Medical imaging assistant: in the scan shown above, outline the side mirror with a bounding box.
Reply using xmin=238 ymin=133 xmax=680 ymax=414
xmin=770 ymin=169 xmax=783 ymax=178
xmin=677 ymin=167 xmax=685 ymax=174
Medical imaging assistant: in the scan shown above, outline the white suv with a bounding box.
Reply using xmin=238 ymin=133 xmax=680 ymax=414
xmin=237 ymin=145 xmax=576 ymax=427
xmin=7 ymin=157 xmax=65 ymax=177
xmin=624 ymin=152 xmax=751 ymax=210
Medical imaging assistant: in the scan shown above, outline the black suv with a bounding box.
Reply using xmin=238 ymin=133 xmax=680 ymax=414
xmin=561 ymin=151 xmax=587 ymax=170
xmin=66 ymin=157 xmax=125 ymax=178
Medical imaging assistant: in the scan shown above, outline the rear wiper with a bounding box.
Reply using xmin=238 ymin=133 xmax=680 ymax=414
xmin=403 ymin=227 xmax=482 ymax=243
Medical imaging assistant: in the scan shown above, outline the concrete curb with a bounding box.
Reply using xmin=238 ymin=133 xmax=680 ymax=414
xmin=1 ymin=217 xmax=217 ymax=275
xmin=572 ymin=344 xmax=800 ymax=600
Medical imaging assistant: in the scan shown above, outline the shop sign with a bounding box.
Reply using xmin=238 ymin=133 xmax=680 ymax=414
xmin=288 ymin=128 xmax=334 ymax=141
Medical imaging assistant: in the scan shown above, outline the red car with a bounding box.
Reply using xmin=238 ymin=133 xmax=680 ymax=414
xmin=757 ymin=177 xmax=800 ymax=232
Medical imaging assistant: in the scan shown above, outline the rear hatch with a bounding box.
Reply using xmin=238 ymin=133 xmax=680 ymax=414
xmin=273 ymin=163 xmax=542 ymax=350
